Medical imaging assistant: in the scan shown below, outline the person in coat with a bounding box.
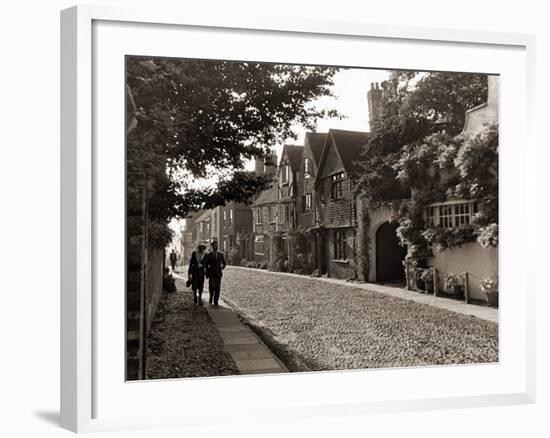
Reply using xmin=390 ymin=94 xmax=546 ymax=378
xmin=204 ymin=240 xmax=227 ymax=306
xmin=169 ymin=249 xmax=178 ymax=272
xmin=188 ymin=244 xmax=206 ymax=305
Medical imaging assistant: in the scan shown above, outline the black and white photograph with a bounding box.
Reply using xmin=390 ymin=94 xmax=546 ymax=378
xmin=126 ymin=57 xmax=499 ymax=380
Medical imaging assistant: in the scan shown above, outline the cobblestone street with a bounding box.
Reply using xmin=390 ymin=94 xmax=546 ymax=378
xmin=220 ymin=267 xmax=499 ymax=371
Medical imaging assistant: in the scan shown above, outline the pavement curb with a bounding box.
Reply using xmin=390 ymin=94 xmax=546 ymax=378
xmin=228 ymin=266 xmax=498 ymax=324
xmin=205 ymin=302 xmax=289 ymax=375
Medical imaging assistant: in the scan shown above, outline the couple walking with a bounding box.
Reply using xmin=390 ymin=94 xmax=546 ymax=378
xmin=187 ymin=240 xmax=227 ymax=306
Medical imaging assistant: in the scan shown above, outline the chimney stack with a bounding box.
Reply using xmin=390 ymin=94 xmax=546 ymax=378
xmin=367 ymin=82 xmax=383 ymax=130
xmin=254 ymin=150 xmax=277 ymax=177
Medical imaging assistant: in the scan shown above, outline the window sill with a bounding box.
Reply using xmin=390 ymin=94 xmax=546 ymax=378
xmin=332 ymin=259 xmax=349 ymax=264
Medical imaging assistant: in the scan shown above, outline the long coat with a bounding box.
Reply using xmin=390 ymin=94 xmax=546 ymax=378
xmin=205 ymin=251 xmax=227 ymax=278
xmin=188 ymin=251 xmax=206 ymax=289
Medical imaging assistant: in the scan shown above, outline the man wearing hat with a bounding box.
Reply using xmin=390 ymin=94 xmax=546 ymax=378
xmin=204 ymin=239 xmax=227 ymax=306
xmin=187 ymin=243 xmax=207 ymax=305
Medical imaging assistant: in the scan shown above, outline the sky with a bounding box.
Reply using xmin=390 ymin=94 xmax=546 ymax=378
xmin=248 ymin=67 xmax=391 ymax=168
xmin=169 ymin=66 xmax=392 ymax=238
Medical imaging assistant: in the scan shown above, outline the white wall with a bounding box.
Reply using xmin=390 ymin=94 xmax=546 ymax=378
xmin=429 ymin=243 xmax=498 ymax=301
xmin=0 ymin=1 xmax=548 ymax=438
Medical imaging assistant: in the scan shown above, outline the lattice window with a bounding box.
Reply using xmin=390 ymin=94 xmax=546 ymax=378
xmin=254 ymin=236 xmax=265 ymax=255
xmin=424 ymin=201 xmax=477 ymax=229
xmin=439 ymin=205 xmax=454 ymax=228
xmin=454 ymin=202 xmax=471 ymax=227
xmin=305 ymin=193 xmax=312 ymax=211
xmin=334 ymin=229 xmax=347 ymax=260
xmin=304 ymin=158 xmax=312 ymax=178
xmin=331 ymin=172 xmax=345 ymax=200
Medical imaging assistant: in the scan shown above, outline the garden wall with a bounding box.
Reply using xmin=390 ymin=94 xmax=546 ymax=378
xmin=429 ymin=242 xmax=498 ymax=301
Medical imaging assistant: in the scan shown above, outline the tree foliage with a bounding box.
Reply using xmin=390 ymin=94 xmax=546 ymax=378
xmin=356 ymin=71 xmax=487 ymax=202
xmin=127 ymin=57 xmax=339 ymax=222
xmin=355 ymin=71 xmax=497 ymax=254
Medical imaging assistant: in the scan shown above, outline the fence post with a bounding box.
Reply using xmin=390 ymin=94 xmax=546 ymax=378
xmin=405 ymin=263 xmax=410 ymax=290
xmin=464 ymin=272 xmax=470 ymax=304
xmin=432 ymin=267 xmax=437 ymax=297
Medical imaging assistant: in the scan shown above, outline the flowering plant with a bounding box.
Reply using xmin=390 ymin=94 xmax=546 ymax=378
xmin=480 ymin=277 xmax=498 ymax=294
xmin=420 ymin=268 xmax=434 ymax=283
xmin=444 ymin=273 xmax=462 ymax=289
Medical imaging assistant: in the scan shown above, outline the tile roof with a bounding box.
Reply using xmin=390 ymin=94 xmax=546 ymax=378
xmin=280 ymin=144 xmax=304 ymax=171
xmin=304 ymin=132 xmax=328 ymax=165
xmin=252 ymin=184 xmax=278 ymax=207
xmin=194 ymin=209 xmax=212 ymax=223
xmin=328 ymin=129 xmax=370 ymax=174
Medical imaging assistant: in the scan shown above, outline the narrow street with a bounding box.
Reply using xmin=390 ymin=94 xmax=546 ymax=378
xmin=220 ymin=267 xmax=499 ymax=371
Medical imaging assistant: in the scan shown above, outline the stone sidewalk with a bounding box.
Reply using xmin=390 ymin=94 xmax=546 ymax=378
xmin=206 ymin=303 xmax=289 ymax=375
xmin=229 ymin=267 xmax=499 ymax=324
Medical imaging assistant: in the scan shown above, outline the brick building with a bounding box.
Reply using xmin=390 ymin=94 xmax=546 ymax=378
xmin=251 ymin=184 xmax=278 ymax=263
xmin=218 ymin=202 xmax=254 ymax=263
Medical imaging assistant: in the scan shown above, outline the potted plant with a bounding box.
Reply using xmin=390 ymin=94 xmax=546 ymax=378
xmin=481 ymin=277 xmax=499 ymax=307
xmin=420 ymin=268 xmax=434 ymax=293
xmin=445 ymin=273 xmax=464 ymax=299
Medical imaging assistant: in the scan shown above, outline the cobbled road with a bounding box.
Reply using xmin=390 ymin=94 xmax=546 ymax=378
xmin=220 ymin=267 xmax=498 ymax=371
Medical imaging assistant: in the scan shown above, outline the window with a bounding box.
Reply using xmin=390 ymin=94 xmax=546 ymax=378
xmin=330 ymin=173 xmax=345 ymax=200
xmin=334 ymin=229 xmax=347 ymax=260
xmin=223 ymin=210 xmax=227 ymax=223
xmin=281 ymin=165 xmax=289 ymax=184
xmin=229 ymin=209 xmax=233 ymax=225
xmin=213 ymin=212 xmax=217 ymax=232
xmin=277 ymin=205 xmax=286 ymax=224
xmin=439 ymin=205 xmax=453 ymax=228
xmin=254 ymin=236 xmax=265 ymax=255
xmin=268 ymin=205 xmax=275 ymax=223
xmin=304 ymin=158 xmax=312 ymax=178
xmin=424 ymin=201 xmax=477 ymax=229
xmin=254 ymin=208 xmax=262 ymax=225
xmin=426 ymin=206 xmax=436 ymax=227
xmin=304 ymin=193 xmax=312 ymax=211
xmin=454 ymin=203 xmax=471 ymax=227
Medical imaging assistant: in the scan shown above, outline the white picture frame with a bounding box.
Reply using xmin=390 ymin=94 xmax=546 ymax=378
xmin=60 ymin=5 xmax=536 ymax=433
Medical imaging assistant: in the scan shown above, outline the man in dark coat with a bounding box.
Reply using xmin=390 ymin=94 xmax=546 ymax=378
xmin=169 ymin=249 xmax=178 ymax=272
xmin=187 ymin=244 xmax=206 ymax=305
xmin=204 ymin=240 xmax=227 ymax=306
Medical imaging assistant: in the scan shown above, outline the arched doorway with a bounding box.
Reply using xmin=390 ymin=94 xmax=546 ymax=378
xmin=376 ymin=222 xmax=406 ymax=283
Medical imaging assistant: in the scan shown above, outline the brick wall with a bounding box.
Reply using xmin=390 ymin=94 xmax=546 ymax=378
xmin=126 ymin=213 xmax=145 ymax=380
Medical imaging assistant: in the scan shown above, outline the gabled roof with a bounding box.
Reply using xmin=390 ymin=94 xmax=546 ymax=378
xmin=194 ymin=209 xmax=212 ymax=223
xmin=304 ymin=132 xmax=328 ymax=165
xmin=252 ymin=184 xmax=278 ymax=207
xmin=279 ymin=144 xmax=304 ymax=171
xmin=314 ymin=129 xmax=370 ymax=185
